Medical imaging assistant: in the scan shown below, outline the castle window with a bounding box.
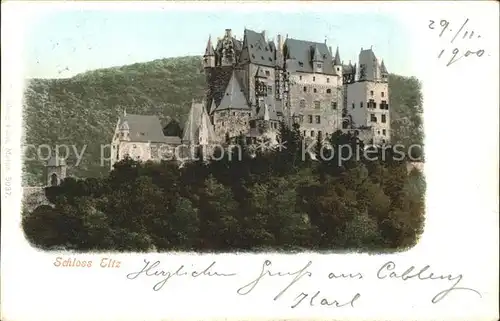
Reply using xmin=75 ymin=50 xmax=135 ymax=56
xmin=326 ymin=89 xmax=331 ymax=94
xmin=267 ymin=85 xmax=272 ymax=93
xmin=383 ymin=129 xmax=387 ymax=135
xmin=352 ymin=102 xmax=355 ymax=109
xmin=380 ymin=100 xmax=389 ymax=110
xmin=252 ymin=54 xmax=255 ymax=59
xmin=269 ymin=57 xmax=272 ymax=62
xmin=50 ymin=173 xmax=58 ymax=186
xmin=233 ymin=112 xmax=236 ymax=116
xmin=250 ymin=44 xmax=254 ymax=48
xmin=298 ymin=62 xmax=304 ymax=67
xmin=299 ymin=115 xmax=304 ymax=123
xmin=370 ymin=90 xmax=374 ymax=96
xmin=336 ymin=67 xmax=340 ymax=72
xmin=311 ymin=130 xmax=315 ymax=137
xmin=303 ymin=130 xmax=306 ymax=136
xmin=313 ymin=88 xmax=317 ymax=93
xmin=360 ymin=102 xmax=363 ymax=108
xmin=308 ymin=115 xmax=313 ymax=123
xmin=370 ymin=114 xmax=377 ymax=122
xmin=313 ymin=76 xmax=316 ymax=82
xmin=318 ymin=130 xmax=322 ymax=137
xmin=381 ymin=114 xmax=387 ymax=123
xmin=265 ymin=70 xmax=270 ymax=76
xmin=299 ymin=75 xmax=302 ymax=80
xmin=314 ymin=101 xmax=320 ymax=109
xmin=331 ymin=101 xmax=337 ymax=109
xmin=327 ymin=78 xmax=330 ymax=83
xmin=261 ymin=56 xmax=264 ymax=60
xmin=377 ymin=130 xmax=381 ymax=135
xmin=316 ymin=63 xmax=322 ymax=68
xmin=368 ymin=99 xmax=376 ymax=108
xmin=381 ymin=92 xmax=385 ymax=97
xmin=315 ymin=115 xmax=321 ymax=124
xmin=303 ymin=86 xmax=307 ymax=92
xmin=300 ymin=99 xmax=306 ymax=108
xmin=133 ymin=144 xmax=137 ymax=148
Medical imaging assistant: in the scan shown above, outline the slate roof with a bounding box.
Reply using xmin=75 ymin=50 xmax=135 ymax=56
xmin=380 ymin=60 xmax=388 ymax=74
xmin=284 ymin=38 xmax=335 ymax=74
xmin=183 ymin=101 xmax=217 ymax=144
xmin=205 ymin=66 xmax=234 ymax=114
xmin=119 ymin=114 xmax=180 ymax=144
xmin=241 ymin=29 xmax=276 ymax=67
xmin=213 ymin=71 xmax=250 ymax=112
xmin=204 ymin=36 xmax=215 ymax=56
xmin=333 ymin=47 xmax=341 ymax=65
xmin=312 ymin=45 xmax=323 ymax=62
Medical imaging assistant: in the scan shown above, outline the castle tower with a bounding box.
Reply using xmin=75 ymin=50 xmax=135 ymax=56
xmin=203 ymin=35 xmax=215 ymax=69
xmin=380 ymin=60 xmax=388 ymax=83
xmin=221 ymin=29 xmax=235 ymax=66
xmin=333 ymin=46 xmax=342 ymax=78
xmin=46 ymin=155 xmax=67 ymax=186
xmin=312 ymin=45 xmax=323 ymax=73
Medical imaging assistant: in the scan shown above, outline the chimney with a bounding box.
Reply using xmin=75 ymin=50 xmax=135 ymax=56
xmin=329 ymin=46 xmax=332 ymax=55
xmin=225 ymin=29 xmax=232 ymax=38
xmin=261 ymin=30 xmax=266 ymax=40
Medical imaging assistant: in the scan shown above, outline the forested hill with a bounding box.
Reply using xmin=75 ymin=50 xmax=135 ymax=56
xmin=22 ymin=56 xmax=423 ymax=185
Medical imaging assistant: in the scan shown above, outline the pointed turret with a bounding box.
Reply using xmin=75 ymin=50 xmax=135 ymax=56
xmin=380 ymin=60 xmax=388 ymax=74
xmin=380 ymin=59 xmax=388 ymax=82
xmin=312 ymin=45 xmax=323 ymax=62
xmin=333 ymin=46 xmax=341 ymax=65
xmin=203 ymin=35 xmax=215 ymax=68
xmin=312 ymin=45 xmax=323 ymax=73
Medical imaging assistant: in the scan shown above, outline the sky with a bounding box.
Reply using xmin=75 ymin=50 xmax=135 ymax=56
xmin=22 ymin=7 xmax=415 ymax=79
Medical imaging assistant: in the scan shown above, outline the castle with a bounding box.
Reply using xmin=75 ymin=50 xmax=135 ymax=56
xmin=110 ymin=28 xmax=391 ymax=167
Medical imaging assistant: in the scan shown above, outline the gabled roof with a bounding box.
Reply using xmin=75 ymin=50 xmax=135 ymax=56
xmin=241 ymin=29 xmax=276 ymax=67
xmin=284 ymin=38 xmax=335 ymax=74
xmin=204 ymin=35 xmax=215 ymax=56
xmin=213 ymin=71 xmax=250 ymax=112
xmin=183 ymin=101 xmax=217 ymax=144
xmin=333 ymin=46 xmax=341 ymax=65
xmin=118 ymin=114 xmax=178 ymax=143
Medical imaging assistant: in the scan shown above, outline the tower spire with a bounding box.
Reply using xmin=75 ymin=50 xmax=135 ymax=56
xmin=204 ymin=35 xmax=215 ymax=56
xmin=333 ymin=46 xmax=341 ymax=65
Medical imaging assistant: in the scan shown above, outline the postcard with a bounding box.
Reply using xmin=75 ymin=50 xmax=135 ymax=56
xmin=1 ymin=1 xmax=498 ymax=321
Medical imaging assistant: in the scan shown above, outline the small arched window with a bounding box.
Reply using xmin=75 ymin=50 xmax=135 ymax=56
xmin=50 ymin=173 xmax=58 ymax=186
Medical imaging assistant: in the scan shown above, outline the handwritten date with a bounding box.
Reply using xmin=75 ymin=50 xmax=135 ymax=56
xmin=429 ymin=18 xmax=485 ymax=67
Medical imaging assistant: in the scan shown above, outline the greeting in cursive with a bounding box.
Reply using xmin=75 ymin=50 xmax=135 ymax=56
xmin=126 ymin=259 xmax=236 ymax=291
xmin=237 ymin=260 xmax=313 ymax=301
xmin=377 ymin=261 xmax=482 ymax=303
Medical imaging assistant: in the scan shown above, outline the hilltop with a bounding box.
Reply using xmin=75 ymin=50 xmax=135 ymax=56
xmin=22 ymin=56 xmax=423 ymax=185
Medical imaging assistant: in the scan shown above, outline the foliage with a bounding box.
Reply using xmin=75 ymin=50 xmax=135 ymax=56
xmin=23 ymin=130 xmax=425 ymax=252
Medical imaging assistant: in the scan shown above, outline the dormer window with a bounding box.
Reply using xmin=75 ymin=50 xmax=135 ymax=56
xmin=265 ymin=70 xmax=270 ymax=76
xmin=313 ymin=76 xmax=316 ymax=81
xmin=298 ymin=62 xmax=304 ymax=67
xmin=316 ymin=63 xmax=322 ymax=68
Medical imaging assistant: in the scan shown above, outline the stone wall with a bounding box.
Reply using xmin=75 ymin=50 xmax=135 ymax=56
xmin=213 ymin=110 xmax=251 ymax=141
xmin=288 ymin=72 xmax=343 ymax=138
